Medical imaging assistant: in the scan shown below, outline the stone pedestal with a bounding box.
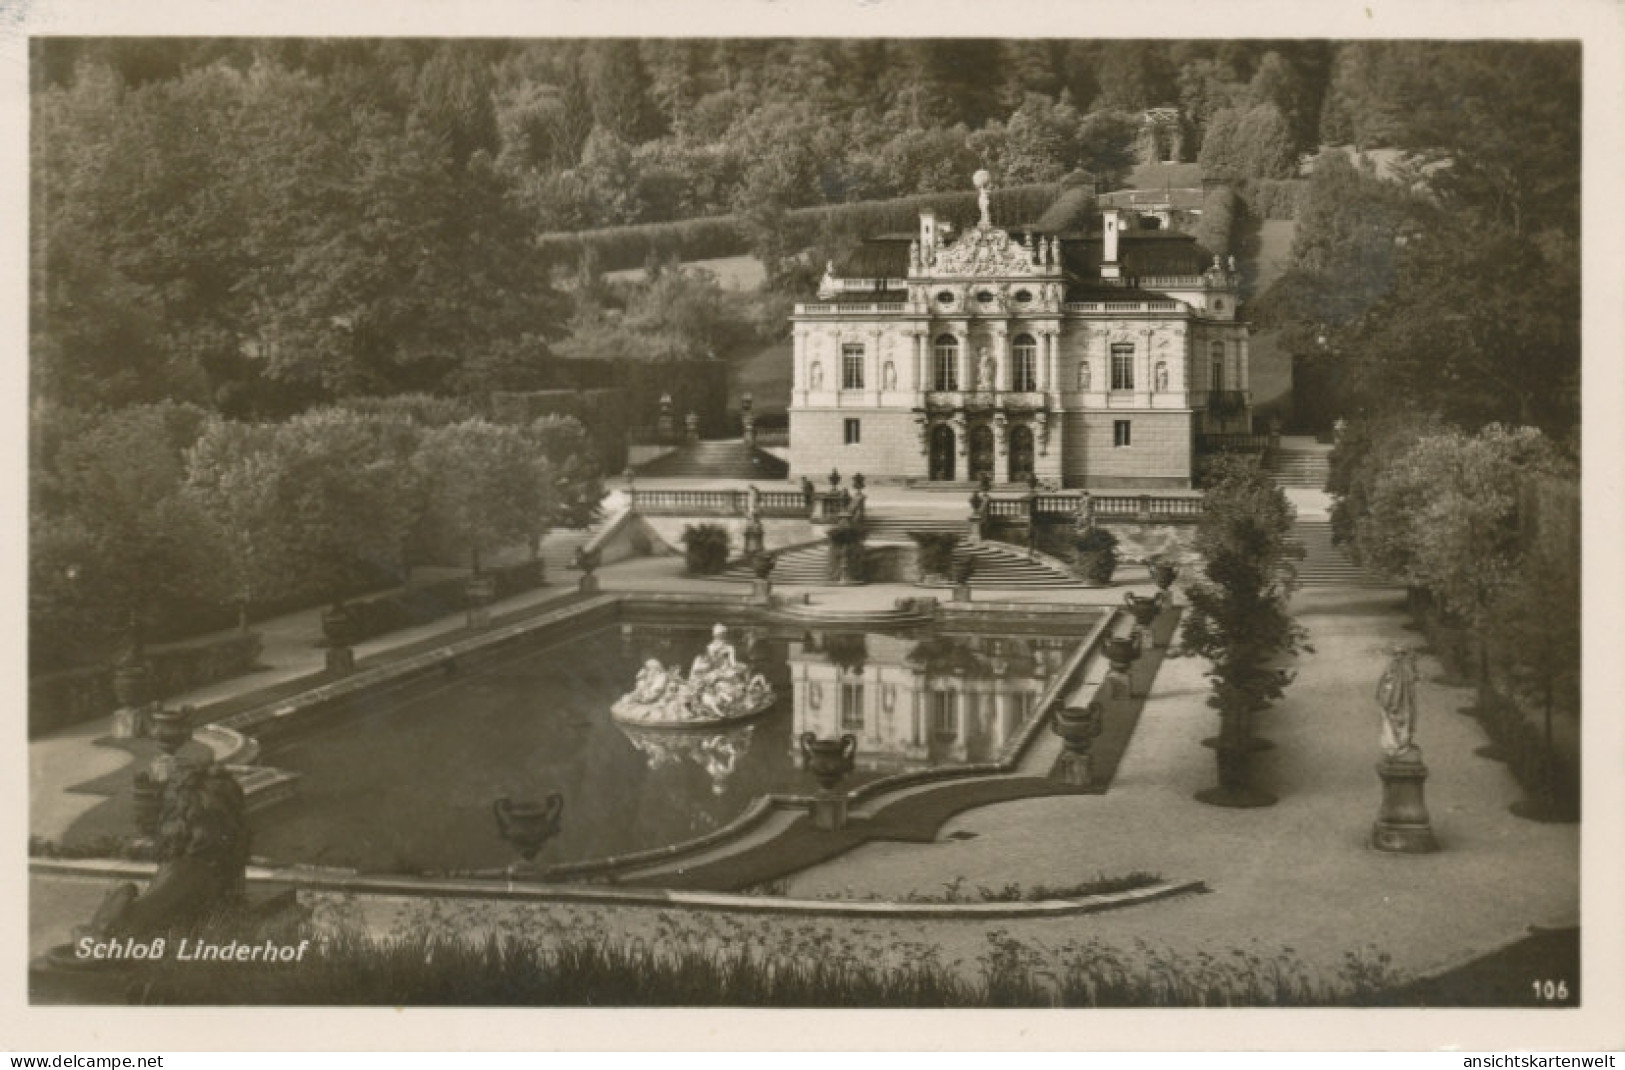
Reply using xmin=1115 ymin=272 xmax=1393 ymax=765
xmin=111 ymin=707 xmax=144 ymax=740
xmin=743 ymin=520 xmax=764 ymax=557
xmin=810 ymin=793 xmax=848 ymax=831
xmin=578 ymin=574 xmax=599 ymax=594
xmin=1053 ymin=750 xmax=1094 ymax=788
xmin=325 ymin=646 xmax=355 ymax=674
xmin=1372 ymin=754 xmax=1439 ymax=853
xmin=749 ymin=578 xmax=773 ymax=606
xmin=952 ymin=584 xmax=971 ymax=602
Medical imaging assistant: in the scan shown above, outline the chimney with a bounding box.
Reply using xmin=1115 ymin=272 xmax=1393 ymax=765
xmin=920 ymin=209 xmax=937 ymax=259
xmin=1101 ymin=208 xmax=1121 ymax=279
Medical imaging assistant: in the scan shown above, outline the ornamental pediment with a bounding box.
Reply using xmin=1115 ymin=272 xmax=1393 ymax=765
xmin=929 ymin=224 xmax=1037 ymax=278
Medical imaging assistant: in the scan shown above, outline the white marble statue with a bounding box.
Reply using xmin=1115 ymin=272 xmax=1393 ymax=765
xmin=1377 ymin=646 xmax=1420 ymax=759
xmin=977 ymin=347 xmax=996 ymax=391
xmin=614 ymin=625 xmax=774 ymax=726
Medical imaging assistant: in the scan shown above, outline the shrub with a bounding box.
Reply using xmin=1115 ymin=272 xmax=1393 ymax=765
xmin=1074 ymin=527 xmax=1120 ymax=584
xmin=1195 ymin=185 xmax=1239 ymax=256
xmin=911 ymin=532 xmax=961 ymax=580
xmin=680 ymin=524 xmax=732 ymax=575
xmin=29 ymin=631 xmax=264 ymax=738
xmin=825 ymin=519 xmax=867 ymax=582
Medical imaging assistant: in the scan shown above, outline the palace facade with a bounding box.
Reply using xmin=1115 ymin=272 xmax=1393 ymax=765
xmin=787 ymin=178 xmax=1250 ymax=489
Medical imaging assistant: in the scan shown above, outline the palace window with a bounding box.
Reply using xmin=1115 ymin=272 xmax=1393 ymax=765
xmin=1012 ymin=334 xmax=1038 ymax=392
xmin=933 ymin=335 xmax=960 ymax=391
xmin=844 ymin=418 xmax=861 ymax=445
xmin=840 ymin=683 xmax=865 ymax=731
xmin=1210 ymin=342 xmax=1225 ymax=390
xmin=841 ymin=344 xmax=865 ymax=390
xmin=1114 ymin=420 xmax=1132 ymax=447
xmin=931 ymin=690 xmax=957 ymax=740
xmin=1110 ymin=344 xmax=1135 ymax=391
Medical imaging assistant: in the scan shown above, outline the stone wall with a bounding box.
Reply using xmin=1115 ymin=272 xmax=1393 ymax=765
xmin=788 ymin=409 xmax=924 ymax=483
xmin=1062 ymin=410 xmax=1193 ymax=488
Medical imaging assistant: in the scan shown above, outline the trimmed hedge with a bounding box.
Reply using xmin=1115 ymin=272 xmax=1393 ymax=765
xmin=680 ymin=524 xmax=732 ymax=576
xmin=1195 ymin=185 xmax=1239 ymax=256
xmin=911 ymin=532 xmax=961 ymax=580
xmin=1074 ymin=527 xmax=1121 ymax=584
xmin=30 ymin=631 xmax=264 ymax=738
xmin=327 ymin=559 xmax=546 ymax=648
xmin=535 ymin=184 xmax=1064 ymax=274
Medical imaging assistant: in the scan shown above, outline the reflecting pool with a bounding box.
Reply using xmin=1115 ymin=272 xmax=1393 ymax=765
xmin=249 ymin=616 xmax=1091 ymax=873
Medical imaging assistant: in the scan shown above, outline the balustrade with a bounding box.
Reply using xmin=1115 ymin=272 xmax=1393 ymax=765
xmin=630 ymin=488 xmax=807 ymax=518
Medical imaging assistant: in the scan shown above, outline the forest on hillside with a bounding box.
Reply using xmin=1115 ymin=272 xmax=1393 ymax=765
xmin=33 ymin=38 xmax=1578 ymax=419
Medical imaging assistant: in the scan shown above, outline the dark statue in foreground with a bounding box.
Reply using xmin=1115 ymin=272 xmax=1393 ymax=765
xmin=82 ymin=764 xmax=251 ymax=940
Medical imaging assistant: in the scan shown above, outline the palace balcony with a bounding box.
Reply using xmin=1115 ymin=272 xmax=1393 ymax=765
xmin=923 ymin=390 xmax=1052 ymax=414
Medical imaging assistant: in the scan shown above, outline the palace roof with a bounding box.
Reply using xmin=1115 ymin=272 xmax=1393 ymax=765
xmin=829 ymin=226 xmax=1218 ymax=293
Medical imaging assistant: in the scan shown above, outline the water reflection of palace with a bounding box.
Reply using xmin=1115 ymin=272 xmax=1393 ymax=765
xmin=790 ymin=631 xmax=1071 ymax=771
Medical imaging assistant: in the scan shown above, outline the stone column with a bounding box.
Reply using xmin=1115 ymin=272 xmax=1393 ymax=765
xmin=996 ymin=326 xmax=1010 ymax=391
xmin=956 ymin=326 xmax=970 ymax=392
xmin=871 ymin=328 xmax=884 ymax=406
xmin=912 ymin=331 xmax=925 ymax=392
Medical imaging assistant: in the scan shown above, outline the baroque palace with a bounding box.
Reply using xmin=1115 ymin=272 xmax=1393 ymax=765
xmin=788 ymin=173 xmax=1250 ymax=489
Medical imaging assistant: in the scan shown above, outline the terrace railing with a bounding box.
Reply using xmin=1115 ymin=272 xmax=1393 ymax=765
xmin=1063 ymin=300 xmax=1184 ymax=314
xmin=981 ymin=492 xmax=1205 ymax=523
xmin=630 ymin=488 xmax=809 ymax=518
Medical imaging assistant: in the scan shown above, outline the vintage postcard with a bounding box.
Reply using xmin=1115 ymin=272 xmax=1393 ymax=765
xmin=5 ymin=0 xmax=1622 ymax=1054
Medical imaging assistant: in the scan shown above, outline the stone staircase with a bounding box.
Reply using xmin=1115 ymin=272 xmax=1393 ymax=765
xmin=632 ymin=439 xmax=789 ymax=480
xmin=1287 ymin=520 xmax=1396 ymax=589
xmin=861 ymin=511 xmax=966 ymax=540
xmin=927 ymin=541 xmax=1088 ymax=589
xmin=536 ymin=530 xmax=594 ymax=574
xmin=722 ymin=534 xmax=1085 ymax=588
xmin=722 ymin=542 xmax=832 ymax=585
xmin=1267 ymin=440 xmax=1333 ymax=489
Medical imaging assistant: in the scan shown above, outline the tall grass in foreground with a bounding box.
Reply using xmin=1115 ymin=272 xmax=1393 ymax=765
xmin=126 ymin=919 xmax=1403 ymax=1007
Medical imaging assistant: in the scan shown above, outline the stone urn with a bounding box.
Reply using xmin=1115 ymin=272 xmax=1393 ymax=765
xmin=799 ymin=732 xmax=857 ymax=793
xmin=1104 ymin=633 xmax=1142 ymax=673
xmin=320 ymin=603 xmax=358 ymax=648
xmin=493 ymin=793 xmax=564 ymax=865
xmin=1123 ymin=591 xmax=1161 ymax=632
xmin=148 ymin=705 xmax=192 ymax=758
xmin=1050 ymin=703 xmax=1104 ymax=787
xmin=1148 ymin=558 xmax=1180 ymax=592
xmin=112 ymin=661 xmax=150 ymax=710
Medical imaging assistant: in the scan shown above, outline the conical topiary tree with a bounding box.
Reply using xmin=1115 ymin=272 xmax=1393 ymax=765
xmin=1176 ymin=455 xmax=1310 ymax=807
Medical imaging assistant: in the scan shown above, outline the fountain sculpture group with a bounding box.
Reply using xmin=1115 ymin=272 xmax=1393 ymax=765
xmin=611 ymin=624 xmax=775 ymax=727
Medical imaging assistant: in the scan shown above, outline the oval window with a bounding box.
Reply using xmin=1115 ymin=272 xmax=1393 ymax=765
xmin=936 ymin=291 xmax=956 ymax=306
xmin=1014 ymin=289 xmax=1033 ymax=304
xmin=1213 ymin=299 xmax=1225 ymax=311
xmin=976 ymin=290 xmax=995 ymax=304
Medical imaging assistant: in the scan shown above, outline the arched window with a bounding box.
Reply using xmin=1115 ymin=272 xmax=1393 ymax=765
xmin=1210 ymin=341 xmax=1225 ymax=390
xmin=933 ymin=335 xmax=960 ymax=391
xmin=1012 ymin=334 xmax=1038 ymax=392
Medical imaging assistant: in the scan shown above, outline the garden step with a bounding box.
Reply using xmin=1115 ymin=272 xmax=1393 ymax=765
xmin=633 ymin=440 xmax=789 ymax=480
xmin=1286 ymin=521 xmax=1398 ymax=589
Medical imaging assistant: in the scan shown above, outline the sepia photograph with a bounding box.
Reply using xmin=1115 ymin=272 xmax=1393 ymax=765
xmin=9 ymin=1 xmax=1623 ymax=1053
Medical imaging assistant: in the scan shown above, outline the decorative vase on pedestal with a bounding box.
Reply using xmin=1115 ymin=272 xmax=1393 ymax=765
xmin=1103 ymin=633 xmax=1141 ymax=699
xmin=799 ymin=732 xmax=857 ymax=830
xmin=1050 ymin=703 xmax=1104 ymax=788
xmin=321 ymin=604 xmax=358 ymax=674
